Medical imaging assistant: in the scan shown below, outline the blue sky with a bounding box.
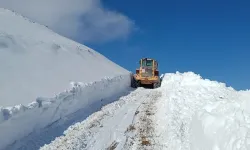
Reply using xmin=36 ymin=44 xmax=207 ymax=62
xmin=85 ymin=0 xmax=250 ymax=90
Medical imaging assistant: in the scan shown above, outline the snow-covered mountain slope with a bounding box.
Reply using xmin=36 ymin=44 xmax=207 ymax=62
xmin=0 ymin=8 xmax=129 ymax=107
xmin=0 ymin=8 xmax=131 ymax=149
xmin=34 ymin=72 xmax=250 ymax=150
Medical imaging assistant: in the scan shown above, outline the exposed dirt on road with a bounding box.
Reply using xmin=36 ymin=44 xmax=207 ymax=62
xmin=123 ymin=90 xmax=162 ymax=150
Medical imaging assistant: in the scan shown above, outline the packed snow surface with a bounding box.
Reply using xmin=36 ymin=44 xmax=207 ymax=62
xmin=40 ymin=87 xmax=163 ymax=150
xmin=0 ymin=8 xmax=128 ymax=107
xmin=37 ymin=72 xmax=250 ymax=150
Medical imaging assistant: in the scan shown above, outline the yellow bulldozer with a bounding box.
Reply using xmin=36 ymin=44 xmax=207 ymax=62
xmin=131 ymin=58 xmax=162 ymax=89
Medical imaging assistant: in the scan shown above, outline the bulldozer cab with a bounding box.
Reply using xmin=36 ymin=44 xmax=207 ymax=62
xmin=141 ymin=58 xmax=154 ymax=67
xmin=137 ymin=58 xmax=159 ymax=77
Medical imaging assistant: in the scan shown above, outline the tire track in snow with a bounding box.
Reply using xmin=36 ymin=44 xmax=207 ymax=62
xmin=123 ymin=89 xmax=162 ymax=150
xmin=39 ymin=88 xmax=150 ymax=150
xmin=6 ymin=87 xmax=163 ymax=150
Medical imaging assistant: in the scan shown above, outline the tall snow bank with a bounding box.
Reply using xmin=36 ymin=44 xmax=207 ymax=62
xmin=156 ymin=72 xmax=250 ymax=150
xmin=190 ymin=90 xmax=250 ymax=150
xmin=0 ymin=74 xmax=131 ymax=149
xmin=0 ymin=8 xmax=129 ymax=107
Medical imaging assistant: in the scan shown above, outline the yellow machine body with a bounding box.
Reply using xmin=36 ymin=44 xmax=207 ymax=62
xmin=131 ymin=58 xmax=161 ymax=89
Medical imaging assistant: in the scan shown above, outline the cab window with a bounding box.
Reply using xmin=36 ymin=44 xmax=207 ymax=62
xmin=142 ymin=59 xmax=153 ymax=67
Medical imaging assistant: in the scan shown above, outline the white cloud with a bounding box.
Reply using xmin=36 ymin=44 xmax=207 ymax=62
xmin=0 ymin=0 xmax=135 ymax=43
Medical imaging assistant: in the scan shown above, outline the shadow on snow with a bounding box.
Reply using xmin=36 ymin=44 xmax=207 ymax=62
xmin=4 ymin=88 xmax=135 ymax=150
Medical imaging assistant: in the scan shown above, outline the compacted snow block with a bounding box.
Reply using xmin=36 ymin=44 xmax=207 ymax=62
xmin=0 ymin=74 xmax=131 ymax=149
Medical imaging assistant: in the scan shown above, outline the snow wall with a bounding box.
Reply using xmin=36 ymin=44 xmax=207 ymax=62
xmin=159 ymin=72 xmax=250 ymax=150
xmin=0 ymin=74 xmax=131 ymax=149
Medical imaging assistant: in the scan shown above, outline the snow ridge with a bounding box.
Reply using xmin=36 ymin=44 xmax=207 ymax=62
xmin=0 ymin=8 xmax=50 ymax=30
xmin=0 ymin=74 xmax=131 ymax=150
xmin=155 ymin=72 xmax=250 ymax=150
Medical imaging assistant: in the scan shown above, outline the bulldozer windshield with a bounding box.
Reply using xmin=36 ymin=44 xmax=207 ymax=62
xmin=142 ymin=59 xmax=153 ymax=67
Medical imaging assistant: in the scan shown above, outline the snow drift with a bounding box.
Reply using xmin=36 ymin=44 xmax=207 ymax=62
xmin=0 ymin=8 xmax=131 ymax=149
xmin=0 ymin=75 xmax=131 ymax=150
xmin=155 ymin=72 xmax=250 ymax=150
xmin=190 ymin=90 xmax=250 ymax=150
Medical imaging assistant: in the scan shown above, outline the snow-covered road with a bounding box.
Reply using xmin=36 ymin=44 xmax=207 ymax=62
xmin=123 ymin=90 xmax=162 ymax=150
xmin=4 ymin=87 xmax=163 ymax=150
xmin=40 ymin=87 xmax=162 ymax=150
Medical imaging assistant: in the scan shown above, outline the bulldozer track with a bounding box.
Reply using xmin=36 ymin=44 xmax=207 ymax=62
xmin=123 ymin=89 xmax=162 ymax=150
